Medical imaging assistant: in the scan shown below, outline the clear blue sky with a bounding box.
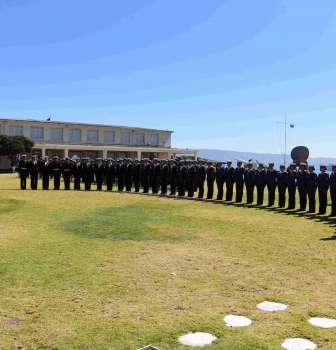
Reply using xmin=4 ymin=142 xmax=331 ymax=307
xmin=1 ymin=0 xmax=336 ymax=157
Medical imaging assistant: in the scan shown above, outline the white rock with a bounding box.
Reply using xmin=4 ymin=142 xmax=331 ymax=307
xmin=223 ymin=315 xmax=252 ymax=327
xmin=282 ymin=338 xmax=317 ymax=350
xmin=178 ymin=332 xmax=217 ymax=347
xmin=308 ymin=317 xmax=336 ymax=328
xmin=257 ymin=301 xmax=287 ymax=312
xmin=171 ymin=272 xmax=176 ymax=276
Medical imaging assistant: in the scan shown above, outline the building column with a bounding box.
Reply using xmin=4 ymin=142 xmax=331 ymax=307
xmin=103 ymin=149 xmax=107 ymax=159
xmin=137 ymin=150 xmax=141 ymax=160
xmin=194 ymin=151 xmax=198 ymax=160
xmin=64 ymin=148 xmax=69 ymax=158
xmin=168 ymin=150 xmax=172 ymax=159
xmin=41 ymin=147 xmax=46 ymax=158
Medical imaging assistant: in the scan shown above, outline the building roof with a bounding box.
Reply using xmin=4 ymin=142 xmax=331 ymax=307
xmin=0 ymin=117 xmax=174 ymax=133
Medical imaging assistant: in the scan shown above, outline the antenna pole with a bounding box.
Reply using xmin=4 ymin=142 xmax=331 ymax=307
xmin=284 ymin=115 xmax=287 ymax=167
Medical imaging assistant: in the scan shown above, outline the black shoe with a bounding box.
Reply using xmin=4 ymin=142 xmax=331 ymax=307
xmin=329 ymin=214 xmax=336 ymax=217
xmin=317 ymin=212 xmax=325 ymax=215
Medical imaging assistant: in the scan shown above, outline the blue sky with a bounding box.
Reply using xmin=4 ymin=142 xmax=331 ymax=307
xmin=1 ymin=0 xmax=336 ymax=157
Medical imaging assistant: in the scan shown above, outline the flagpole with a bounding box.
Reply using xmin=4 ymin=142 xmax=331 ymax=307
xmin=284 ymin=115 xmax=287 ymax=167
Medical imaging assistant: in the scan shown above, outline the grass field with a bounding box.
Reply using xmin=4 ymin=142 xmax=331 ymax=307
xmin=1 ymin=174 xmax=336 ymax=350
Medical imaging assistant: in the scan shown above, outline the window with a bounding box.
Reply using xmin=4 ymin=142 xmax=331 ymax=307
xmin=69 ymin=151 xmax=81 ymax=159
xmin=120 ymin=132 xmax=130 ymax=144
xmin=119 ymin=152 xmax=130 ymax=159
xmin=9 ymin=125 xmax=23 ymax=136
xmin=69 ymin=129 xmax=81 ymax=141
xmin=87 ymin=130 xmax=98 ymax=142
xmin=87 ymin=151 xmax=98 ymax=159
xmin=30 ymin=126 xmax=44 ymax=139
xmin=150 ymin=134 xmax=159 ymax=145
xmin=51 ymin=127 xmax=63 ymax=140
xmin=135 ymin=133 xmax=145 ymax=144
xmin=107 ymin=151 xmax=115 ymax=159
xmin=104 ymin=131 xmax=115 ymax=142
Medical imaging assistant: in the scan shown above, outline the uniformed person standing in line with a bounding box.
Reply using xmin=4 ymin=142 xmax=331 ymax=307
xmin=133 ymin=159 xmax=142 ymax=193
xmin=306 ymin=165 xmax=317 ymax=213
xmin=254 ymin=163 xmax=266 ymax=205
xmin=186 ymin=159 xmax=196 ymax=198
xmin=177 ymin=160 xmax=187 ymax=196
xmin=225 ymin=161 xmax=235 ymax=201
xmin=72 ymin=158 xmax=82 ymax=190
xmin=29 ymin=155 xmax=39 ymax=190
xmin=51 ymin=156 xmax=62 ymax=190
xmin=18 ymin=154 xmax=29 ymax=190
xmin=104 ymin=158 xmax=115 ymax=191
xmin=233 ymin=161 xmax=245 ymax=203
xmin=95 ymin=158 xmax=105 ymax=191
xmin=169 ymin=159 xmax=178 ymax=196
xmin=125 ymin=158 xmax=134 ymax=192
xmin=277 ymin=164 xmax=287 ymax=208
xmin=328 ymin=165 xmax=336 ymax=217
xmin=197 ymin=160 xmax=206 ymax=199
xmin=286 ymin=163 xmax=297 ymax=209
xmin=40 ymin=156 xmax=52 ymax=190
xmin=266 ymin=162 xmax=278 ymax=207
xmin=62 ymin=157 xmax=72 ymax=190
xmin=142 ymin=158 xmax=151 ymax=193
xmin=152 ymin=158 xmax=161 ymax=194
xmin=117 ymin=159 xmax=127 ymax=192
xmin=316 ymin=165 xmax=329 ymax=215
xmin=297 ymin=162 xmax=308 ymax=211
xmin=206 ymin=162 xmax=216 ymax=199
xmin=160 ymin=159 xmax=169 ymax=195
xmin=215 ymin=162 xmax=225 ymax=200
xmin=244 ymin=162 xmax=255 ymax=204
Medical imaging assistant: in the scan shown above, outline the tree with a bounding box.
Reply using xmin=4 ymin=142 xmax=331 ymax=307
xmin=0 ymin=135 xmax=35 ymax=166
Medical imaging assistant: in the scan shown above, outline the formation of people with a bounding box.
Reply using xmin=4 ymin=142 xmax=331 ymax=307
xmin=17 ymin=154 xmax=336 ymax=217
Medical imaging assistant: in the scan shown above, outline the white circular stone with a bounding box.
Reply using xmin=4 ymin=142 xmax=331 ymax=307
xmin=309 ymin=317 xmax=336 ymax=328
xmin=224 ymin=315 xmax=252 ymax=327
xmin=282 ymin=338 xmax=317 ymax=350
xmin=178 ymin=332 xmax=217 ymax=347
xmin=257 ymin=301 xmax=287 ymax=312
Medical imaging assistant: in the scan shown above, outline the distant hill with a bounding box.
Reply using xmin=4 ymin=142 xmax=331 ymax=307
xmin=197 ymin=149 xmax=336 ymax=168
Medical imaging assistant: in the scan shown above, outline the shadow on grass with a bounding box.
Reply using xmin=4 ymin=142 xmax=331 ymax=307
xmin=0 ymin=198 xmax=26 ymax=214
xmin=61 ymin=202 xmax=196 ymax=242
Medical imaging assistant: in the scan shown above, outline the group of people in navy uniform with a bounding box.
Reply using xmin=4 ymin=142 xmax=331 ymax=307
xmin=17 ymin=154 xmax=336 ymax=217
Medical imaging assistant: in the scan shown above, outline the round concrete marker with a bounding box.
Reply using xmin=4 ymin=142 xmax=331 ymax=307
xmin=178 ymin=332 xmax=217 ymax=347
xmin=281 ymin=338 xmax=317 ymax=350
xmin=308 ymin=317 xmax=336 ymax=328
xmin=257 ymin=301 xmax=287 ymax=312
xmin=224 ymin=315 xmax=252 ymax=327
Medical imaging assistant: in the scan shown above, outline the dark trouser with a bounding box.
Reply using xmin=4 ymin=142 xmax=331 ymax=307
xmin=187 ymin=180 xmax=194 ymax=197
xmin=288 ymin=187 xmax=296 ymax=209
xmin=134 ymin=177 xmax=140 ymax=192
xmin=207 ymin=180 xmax=214 ymax=199
xmin=161 ymin=179 xmax=168 ymax=194
xmin=216 ymin=180 xmax=224 ymax=200
xmin=178 ymin=180 xmax=185 ymax=196
xmin=106 ymin=177 xmax=113 ymax=191
xmin=226 ymin=181 xmax=234 ymax=201
xmin=235 ymin=181 xmax=244 ymax=202
xmin=152 ymin=178 xmax=159 ymax=194
xmin=53 ymin=172 xmax=61 ymax=189
xmin=198 ymin=180 xmax=205 ymax=198
xmin=42 ymin=173 xmax=50 ymax=190
xmin=143 ymin=176 xmax=149 ymax=193
xmin=170 ymin=178 xmax=177 ymax=195
xmin=278 ymin=185 xmax=286 ymax=208
xmin=63 ymin=174 xmax=71 ymax=190
xmin=125 ymin=177 xmax=132 ymax=192
xmin=298 ymin=186 xmax=307 ymax=210
xmin=318 ymin=187 xmax=327 ymax=214
xmin=307 ymin=187 xmax=316 ymax=212
xmin=74 ymin=175 xmax=81 ymax=190
xmin=30 ymin=174 xmax=38 ymax=190
xmin=85 ymin=176 xmax=92 ymax=190
xmin=331 ymin=190 xmax=336 ymax=215
xmin=118 ymin=177 xmax=124 ymax=191
xmin=267 ymin=184 xmax=276 ymax=206
xmin=96 ymin=177 xmax=103 ymax=190
xmin=245 ymin=182 xmax=254 ymax=204
xmin=256 ymin=184 xmax=265 ymax=205
xmin=20 ymin=175 xmax=27 ymax=189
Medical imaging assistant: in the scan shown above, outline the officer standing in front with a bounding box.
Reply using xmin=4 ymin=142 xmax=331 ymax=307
xmin=266 ymin=162 xmax=278 ymax=207
xmin=40 ymin=156 xmax=52 ymax=190
xmin=62 ymin=157 xmax=72 ymax=190
xmin=254 ymin=163 xmax=266 ymax=205
xmin=206 ymin=162 xmax=216 ymax=199
xmin=18 ymin=154 xmax=29 ymax=190
xmin=225 ymin=161 xmax=235 ymax=201
xmin=297 ymin=162 xmax=308 ymax=211
xmin=29 ymin=155 xmax=39 ymax=190
xmin=286 ymin=163 xmax=297 ymax=209
xmin=328 ymin=165 xmax=336 ymax=217
xmin=215 ymin=161 xmax=225 ymax=201
xmin=51 ymin=156 xmax=62 ymax=190
xmin=244 ymin=162 xmax=255 ymax=204
xmin=233 ymin=161 xmax=245 ymax=203
xmin=316 ymin=165 xmax=329 ymax=215
xmin=277 ymin=164 xmax=287 ymax=208
xmin=306 ymin=165 xmax=317 ymax=213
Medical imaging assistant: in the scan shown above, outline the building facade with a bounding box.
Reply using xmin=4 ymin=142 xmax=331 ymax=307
xmin=0 ymin=118 xmax=198 ymax=170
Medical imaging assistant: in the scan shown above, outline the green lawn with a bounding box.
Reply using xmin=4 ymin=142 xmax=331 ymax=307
xmin=0 ymin=174 xmax=336 ymax=349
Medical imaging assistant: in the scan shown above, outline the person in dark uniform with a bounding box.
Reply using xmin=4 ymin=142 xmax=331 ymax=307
xmin=297 ymin=162 xmax=308 ymax=211
xmin=277 ymin=164 xmax=287 ymax=208
xmin=80 ymin=158 xmax=87 ymax=183
xmin=206 ymin=162 xmax=216 ymax=199
xmin=18 ymin=154 xmax=29 ymax=190
xmin=169 ymin=159 xmax=178 ymax=196
xmin=142 ymin=158 xmax=151 ymax=193
xmin=186 ymin=160 xmax=196 ymax=197
xmin=197 ymin=160 xmax=206 ymax=199
xmin=51 ymin=156 xmax=62 ymax=190
xmin=316 ymin=164 xmax=329 ymax=215
xmin=265 ymin=162 xmax=278 ymax=207
xmin=72 ymin=158 xmax=82 ymax=190
xmin=160 ymin=159 xmax=170 ymax=195
xmin=254 ymin=163 xmax=266 ymax=205
xmin=244 ymin=162 xmax=255 ymax=204
xmin=233 ymin=161 xmax=245 ymax=203
xmin=105 ymin=158 xmax=115 ymax=191
xmin=152 ymin=158 xmax=161 ymax=194
xmin=215 ymin=162 xmax=225 ymax=200
xmin=29 ymin=155 xmax=39 ymax=190
xmin=95 ymin=158 xmax=105 ymax=191
xmin=177 ymin=160 xmax=187 ymax=196
xmin=306 ymin=165 xmax=317 ymax=213
xmin=133 ymin=159 xmax=142 ymax=192
xmin=62 ymin=157 xmax=72 ymax=190
xmin=40 ymin=156 xmax=52 ymax=190
xmin=118 ymin=159 xmax=127 ymax=192
xmin=125 ymin=158 xmax=134 ymax=192
xmin=225 ymin=161 xmax=235 ymax=201
xmin=328 ymin=164 xmax=336 ymax=217
xmin=84 ymin=159 xmax=94 ymax=190
xmin=286 ymin=163 xmax=297 ymax=209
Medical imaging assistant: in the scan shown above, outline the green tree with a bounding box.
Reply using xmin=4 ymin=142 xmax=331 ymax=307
xmin=0 ymin=135 xmax=35 ymax=166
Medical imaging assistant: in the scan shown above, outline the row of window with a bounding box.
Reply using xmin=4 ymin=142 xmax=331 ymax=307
xmin=3 ymin=125 xmax=159 ymax=145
